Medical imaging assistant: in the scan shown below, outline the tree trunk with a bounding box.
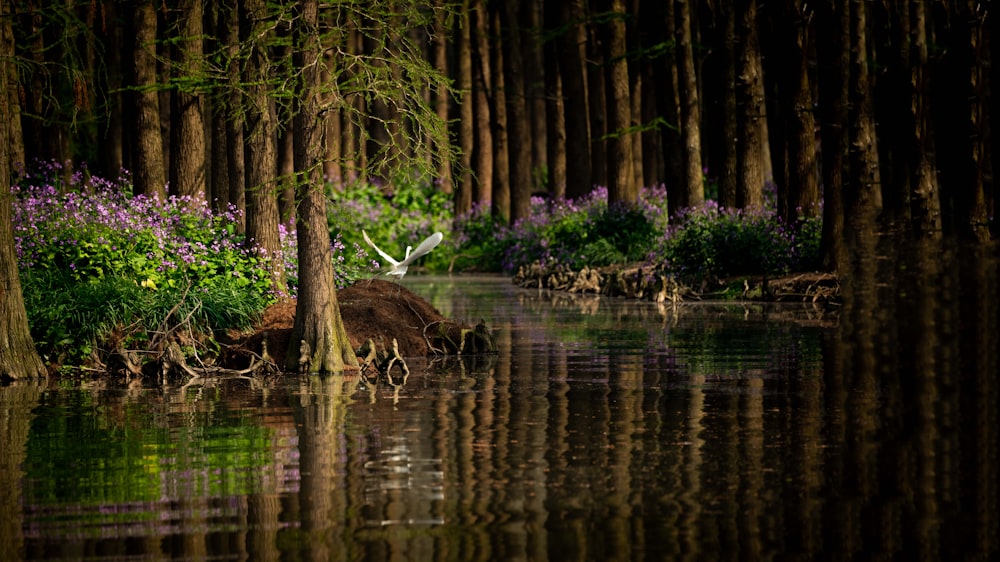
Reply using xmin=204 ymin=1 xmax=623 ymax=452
xmin=169 ymin=0 xmax=207 ymax=201
xmin=847 ymin=0 xmax=882 ymax=224
xmin=97 ymin=0 xmax=124 ymax=179
xmin=321 ymin=42 xmax=343 ymax=186
xmin=287 ymin=0 xmax=359 ymax=374
xmin=675 ymin=0 xmax=703 ymax=208
xmin=471 ymin=0 xmax=494 ymax=206
xmin=455 ymin=0 xmax=475 ymax=215
xmin=132 ymin=0 xmax=166 ymax=198
xmin=543 ymin=0 xmax=567 ymax=198
xmin=277 ymin=120 xmax=297 ymax=224
xmin=490 ymin=6 xmax=511 ymax=221
xmin=607 ymin=0 xmax=636 ymax=204
xmin=223 ymin=1 xmax=246 ymax=233
xmin=524 ymin=1 xmax=548 ymax=194
xmin=1 ymin=2 xmax=46 ymax=380
xmin=735 ymin=0 xmax=766 ymax=209
xmin=718 ymin=2 xmax=739 ymax=209
xmin=934 ymin=0 xmax=990 ymax=242
xmin=586 ymin=10 xmax=608 ymax=190
xmin=503 ymin=0 xmax=532 ymax=222
xmin=432 ymin=1 xmax=453 ymax=195
xmin=559 ymin=0 xmax=591 ymax=199
xmin=777 ymin=0 xmax=818 ymax=222
xmin=816 ymin=0 xmax=849 ymax=272
xmin=906 ymin=0 xmax=941 ymax=236
xmin=659 ymin=0 xmax=685 ymax=216
xmin=243 ymin=0 xmax=285 ymax=295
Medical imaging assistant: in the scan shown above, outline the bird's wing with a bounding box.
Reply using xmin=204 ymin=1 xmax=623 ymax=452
xmin=362 ymin=230 xmax=400 ymax=266
xmin=399 ymin=232 xmax=444 ymax=266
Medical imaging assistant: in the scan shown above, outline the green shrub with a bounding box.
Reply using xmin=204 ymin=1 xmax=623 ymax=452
xmin=658 ymin=202 xmax=804 ymax=282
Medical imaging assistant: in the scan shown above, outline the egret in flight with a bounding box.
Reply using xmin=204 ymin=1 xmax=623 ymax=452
xmin=363 ymin=230 xmax=444 ymax=281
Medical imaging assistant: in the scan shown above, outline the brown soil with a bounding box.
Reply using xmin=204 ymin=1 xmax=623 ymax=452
xmin=226 ymin=279 xmax=468 ymax=368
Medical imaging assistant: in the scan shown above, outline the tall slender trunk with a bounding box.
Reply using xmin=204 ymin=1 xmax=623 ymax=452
xmin=586 ymin=10 xmax=608 ymax=190
xmin=1 ymin=0 xmax=46 ymax=380
xmin=543 ymin=0 xmax=567 ymax=198
xmin=490 ymin=6 xmax=511 ymax=221
xmin=170 ymin=0 xmax=206 ymax=201
xmin=471 ymin=0 xmax=493 ymax=206
xmin=907 ymin=0 xmax=941 ymax=235
xmin=432 ymin=1 xmax=453 ymax=195
xmin=559 ymin=0 xmax=591 ymax=198
xmin=719 ymin=2 xmax=739 ymax=209
xmin=132 ymin=0 xmax=166 ymax=198
xmin=524 ymin=1 xmax=548 ymax=194
xmin=817 ymin=0 xmax=848 ymax=272
xmin=607 ymin=0 xmax=636 ymax=204
xmin=503 ymin=0 xmax=532 ymax=222
xmin=847 ymin=0 xmax=882 ymax=223
xmin=288 ymin=0 xmax=358 ymax=374
xmin=455 ymin=0 xmax=475 ymax=215
xmin=243 ymin=0 xmax=284 ymax=294
xmin=675 ymin=0 xmax=703 ymax=207
xmin=223 ymin=1 xmax=246 ymax=232
xmin=735 ymin=0 xmax=766 ymax=209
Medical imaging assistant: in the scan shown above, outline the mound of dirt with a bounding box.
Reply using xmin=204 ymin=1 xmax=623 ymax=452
xmin=228 ymin=279 xmax=468 ymax=368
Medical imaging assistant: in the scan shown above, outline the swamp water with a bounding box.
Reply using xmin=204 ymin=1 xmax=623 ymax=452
xmin=1 ymin=239 xmax=997 ymax=561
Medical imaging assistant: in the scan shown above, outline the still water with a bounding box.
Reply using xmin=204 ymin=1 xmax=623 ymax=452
xmin=1 ymin=239 xmax=997 ymax=561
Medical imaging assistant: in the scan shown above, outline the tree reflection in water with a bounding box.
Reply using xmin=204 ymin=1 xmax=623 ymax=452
xmin=2 ymin=240 xmax=997 ymax=561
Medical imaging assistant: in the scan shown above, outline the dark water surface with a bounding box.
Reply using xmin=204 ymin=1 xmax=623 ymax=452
xmin=1 ymin=239 xmax=997 ymax=561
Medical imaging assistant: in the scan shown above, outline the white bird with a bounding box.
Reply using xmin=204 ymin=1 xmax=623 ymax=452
xmin=362 ymin=230 xmax=444 ymax=280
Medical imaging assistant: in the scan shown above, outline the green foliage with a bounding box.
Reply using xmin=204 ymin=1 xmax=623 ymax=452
xmin=657 ymin=203 xmax=811 ymax=282
xmin=13 ymin=168 xmax=275 ymax=364
xmin=455 ymin=187 xmax=665 ymax=272
xmin=449 ymin=204 xmax=507 ymax=271
xmin=20 ymin=270 xmax=267 ymax=365
xmin=326 ymin=173 xmax=454 ymax=278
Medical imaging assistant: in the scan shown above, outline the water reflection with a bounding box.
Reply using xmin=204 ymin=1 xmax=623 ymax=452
xmin=0 ymin=240 xmax=996 ymax=561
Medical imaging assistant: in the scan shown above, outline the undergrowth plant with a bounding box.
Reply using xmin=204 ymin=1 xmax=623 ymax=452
xmin=656 ymin=201 xmax=822 ymax=283
xmin=326 ymin=171 xmax=454 ymax=277
xmin=12 ymin=164 xmax=277 ymax=364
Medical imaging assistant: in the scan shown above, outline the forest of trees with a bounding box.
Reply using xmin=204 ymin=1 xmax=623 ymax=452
xmin=0 ymin=0 xmax=995 ymax=377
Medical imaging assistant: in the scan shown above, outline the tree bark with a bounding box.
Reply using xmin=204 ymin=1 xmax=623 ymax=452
xmin=455 ymin=0 xmax=475 ymax=215
xmin=586 ymin=8 xmax=608 ymax=190
xmin=288 ymin=0 xmax=359 ymax=374
xmin=543 ymin=0 xmax=567 ymax=198
xmin=735 ymin=0 xmax=766 ymax=210
xmin=1 ymin=1 xmax=46 ymax=380
xmin=471 ymin=0 xmax=494 ymax=206
xmin=490 ymin=6 xmax=511 ymax=221
xmin=559 ymin=0 xmax=591 ymax=199
xmin=775 ymin=0 xmax=818 ymax=222
xmin=524 ymin=1 xmax=548 ymax=194
xmin=847 ymin=0 xmax=882 ymax=224
xmin=243 ymin=0 xmax=285 ymax=294
xmin=905 ymin=0 xmax=941 ymax=236
xmin=607 ymin=0 xmax=636 ymax=204
xmin=432 ymin=1 xmax=453 ymax=195
xmin=132 ymin=0 xmax=166 ymax=199
xmin=169 ymin=0 xmax=207 ymax=201
xmin=934 ymin=0 xmax=990 ymax=242
xmin=659 ymin=0 xmax=685 ymax=216
xmin=718 ymin=2 xmax=739 ymax=209
xmin=503 ymin=0 xmax=532 ymax=222
xmin=816 ymin=0 xmax=848 ymax=272
xmin=675 ymin=0 xmax=703 ymax=208
xmin=222 ymin=1 xmax=246 ymax=233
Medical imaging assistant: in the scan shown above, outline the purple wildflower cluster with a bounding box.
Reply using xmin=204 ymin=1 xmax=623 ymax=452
xmin=12 ymin=167 xmax=275 ymax=296
xmin=658 ymin=200 xmax=821 ymax=280
xmin=483 ymin=185 xmax=669 ymax=272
